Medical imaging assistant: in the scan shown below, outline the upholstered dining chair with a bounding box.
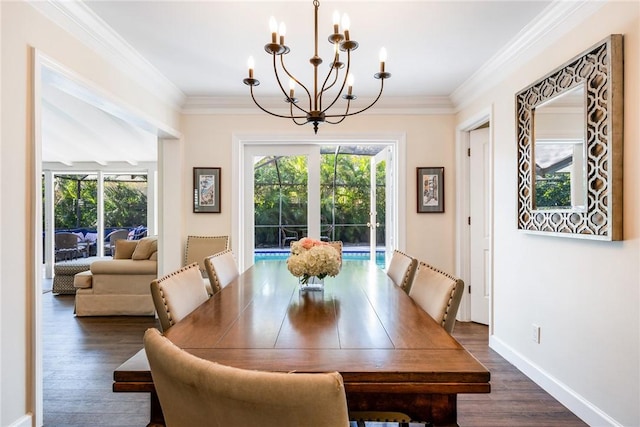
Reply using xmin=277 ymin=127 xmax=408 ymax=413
xmin=386 ymin=250 xmax=418 ymax=293
xmin=150 ymin=263 xmax=209 ymax=332
xmin=203 ymin=249 xmax=239 ymax=295
xmin=408 ymin=261 xmax=465 ymax=334
xmin=327 ymin=240 xmax=343 ymax=266
xmin=143 ymin=328 xmax=350 ymax=427
xmin=184 ymin=235 xmax=229 ymax=277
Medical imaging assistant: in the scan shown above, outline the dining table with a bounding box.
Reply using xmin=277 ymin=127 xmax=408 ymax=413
xmin=113 ymin=259 xmax=490 ymax=426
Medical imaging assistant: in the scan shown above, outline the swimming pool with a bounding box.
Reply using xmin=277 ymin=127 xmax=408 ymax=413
xmin=254 ymin=250 xmax=386 ymax=269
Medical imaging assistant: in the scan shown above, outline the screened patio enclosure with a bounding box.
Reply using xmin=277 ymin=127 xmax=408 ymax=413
xmin=253 ymin=145 xmax=388 ymax=256
xmin=42 ymin=168 xmax=156 ymax=278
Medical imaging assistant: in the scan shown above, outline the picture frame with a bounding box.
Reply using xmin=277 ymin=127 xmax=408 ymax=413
xmin=417 ymin=167 xmax=444 ymax=213
xmin=193 ymin=167 xmax=221 ymax=213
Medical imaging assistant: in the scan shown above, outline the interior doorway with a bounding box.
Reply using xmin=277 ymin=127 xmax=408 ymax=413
xmin=32 ymin=51 xmax=177 ymax=426
xmin=456 ymin=111 xmax=493 ymax=327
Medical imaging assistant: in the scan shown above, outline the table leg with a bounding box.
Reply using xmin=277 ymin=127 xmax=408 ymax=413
xmin=147 ymin=391 xmax=165 ymax=427
xmin=346 ymin=392 xmax=457 ymax=426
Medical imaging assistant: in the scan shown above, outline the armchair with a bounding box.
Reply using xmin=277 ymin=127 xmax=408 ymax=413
xmin=280 ymin=227 xmax=298 ymax=248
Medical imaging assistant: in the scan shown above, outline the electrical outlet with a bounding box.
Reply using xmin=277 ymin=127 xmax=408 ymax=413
xmin=531 ymin=324 xmax=541 ymax=343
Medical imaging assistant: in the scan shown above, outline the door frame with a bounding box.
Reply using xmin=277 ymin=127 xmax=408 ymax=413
xmin=232 ymin=133 xmax=406 ymax=272
xmin=455 ymin=108 xmax=494 ymax=330
xmin=371 ymin=147 xmax=394 ymax=266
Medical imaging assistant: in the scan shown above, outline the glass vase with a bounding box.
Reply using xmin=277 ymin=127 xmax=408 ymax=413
xmin=299 ymin=275 xmax=325 ymax=292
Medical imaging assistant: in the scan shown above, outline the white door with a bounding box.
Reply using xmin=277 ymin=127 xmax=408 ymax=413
xmin=469 ymin=127 xmax=491 ymax=325
xmin=370 ymin=147 xmax=393 ymax=266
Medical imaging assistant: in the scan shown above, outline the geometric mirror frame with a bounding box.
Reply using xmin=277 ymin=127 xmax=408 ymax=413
xmin=516 ymin=34 xmax=623 ymax=240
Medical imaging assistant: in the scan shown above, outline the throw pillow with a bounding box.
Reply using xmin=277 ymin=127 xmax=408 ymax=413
xmin=132 ymin=236 xmax=157 ymax=260
xmin=114 ymin=240 xmax=137 ymax=259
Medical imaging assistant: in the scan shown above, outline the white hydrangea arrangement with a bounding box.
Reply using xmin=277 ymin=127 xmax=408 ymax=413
xmin=287 ymin=237 xmax=341 ymax=284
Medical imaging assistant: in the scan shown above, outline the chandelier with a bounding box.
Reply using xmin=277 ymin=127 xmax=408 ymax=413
xmin=243 ymin=0 xmax=391 ymax=134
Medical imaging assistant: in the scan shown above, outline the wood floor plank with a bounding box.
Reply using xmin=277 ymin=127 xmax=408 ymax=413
xmin=42 ymin=290 xmax=587 ymax=426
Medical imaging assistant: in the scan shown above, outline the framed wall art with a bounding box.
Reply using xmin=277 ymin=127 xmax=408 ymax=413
xmin=417 ymin=167 xmax=444 ymax=213
xmin=193 ymin=167 xmax=221 ymax=213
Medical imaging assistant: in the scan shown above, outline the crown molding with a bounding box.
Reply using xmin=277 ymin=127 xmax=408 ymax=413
xmin=29 ymin=0 xmax=605 ymax=117
xmin=28 ymin=0 xmax=186 ymax=110
xmin=450 ymin=0 xmax=605 ymax=112
xmin=182 ymin=95 xmax=455 ymax=116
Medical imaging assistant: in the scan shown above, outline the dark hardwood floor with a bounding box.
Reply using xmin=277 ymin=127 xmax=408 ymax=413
xmin=453 ymin=322 xmax=587 ymax=427
xmin=42 ymin=289 xmax=587 ymax=427
xmin=43 ymin=291 xmax=157 ymax=427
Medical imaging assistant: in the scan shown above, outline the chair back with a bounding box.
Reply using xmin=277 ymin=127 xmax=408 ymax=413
xmin=185 ymin=235 xmax=229 ymax=276
xmin=204 ymin=249 xmax=239 ymax=294
xmin=408 ymin=261 xmax=464 ymax=333
xmin=144 ymin=328 xmax=350 ymax=427
xmin=55 ymin=232 xmax=81 ymax=260
xmin=55 ymin=232 xmax=80 ymax=250
xmin=105 ymin=229 xmax=129 ymax=255
xmin=327 ymin=241 xmax=343 ymax=266
xmin=150 ymin=263 xmax=209 ymax=332
xmin=386 ymin=250 xmax=418 ymax=293
xmin=280 ymin=227 xmax=298 ymax=248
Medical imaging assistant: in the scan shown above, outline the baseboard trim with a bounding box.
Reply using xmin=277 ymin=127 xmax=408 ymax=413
xmin=8 ymin=414 xmax=32 ymax=427
xmin=489 ymin=335 xmax=621 ymax=427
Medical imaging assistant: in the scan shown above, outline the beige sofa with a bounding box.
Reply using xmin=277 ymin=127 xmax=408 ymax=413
xmin=74 ymin=236 xmax=158 ymax=316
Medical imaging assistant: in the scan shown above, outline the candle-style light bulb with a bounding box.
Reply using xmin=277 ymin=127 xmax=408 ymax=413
xmin=247 ymin=56 xmax=255 ymax=78
xmin=347 ymin=73 xmax=354 ymax=95
xmin=342 ymin=13 xmax=350 ymax=41
xmin=269 ymin=16 xmax=278 ymax=43
xmin=279 ymin=22 xmax=286 ymax=46
xmin=332 ymin=10 xmax=340 ymax=34
xmin=289 ymin=79 xmax=295 ymax=99
xmin=379 ymin=47 xmax=387 ymax=73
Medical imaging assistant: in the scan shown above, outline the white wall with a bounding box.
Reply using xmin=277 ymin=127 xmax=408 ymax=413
xmin=0 ymin=2 xmax=180 ymax=425
xmin=456 ymin=2 xmax=639 ymax=425
xmin=180 ymin=113 xmax=458 ymax=272
xmin=6 ymin=0 xmax=636 ymax=425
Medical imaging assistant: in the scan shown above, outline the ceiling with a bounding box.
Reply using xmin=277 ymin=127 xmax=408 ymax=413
xmin=83 ymin=0 xmax=551 ymax=99
xmin=40 ymin=0 xmax=559 ymax=166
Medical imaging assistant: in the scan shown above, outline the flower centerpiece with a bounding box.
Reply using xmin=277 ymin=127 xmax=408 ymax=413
xmin=287 ymin=237 xmax=341 ymax=289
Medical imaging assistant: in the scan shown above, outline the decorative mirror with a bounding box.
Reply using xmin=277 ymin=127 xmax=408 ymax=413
xmin=516 ymin=34 xmax=623 ymax=240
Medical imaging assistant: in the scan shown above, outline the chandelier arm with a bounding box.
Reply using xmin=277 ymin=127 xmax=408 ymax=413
xmin=249 ymin=86 xmax=307 ymax=119
xmin=318 ymin=62 xmax=340 ymax=111
xmin=321 ymin=49 xmax=352 ymax=114
xmin=279 ymin=54 xmax=312 ymax=113
xmin=289 ymin=101 xmax=309 ymax=125
xmin=271 ymin=54 xmax=297 ymax=105
xmin=321 ymin=69 xmax=339 ymax=94
xmin=325 ymin=116 xmax=348 ymax=125
xmin=324 ymin=78 xmax=386 ymax=118
xmin=324 ymin=99 xmax=351 ymax=124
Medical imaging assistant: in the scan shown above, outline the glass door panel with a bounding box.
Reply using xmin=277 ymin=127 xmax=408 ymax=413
xmin=372 ymin=148 xmax=391 ymax=268
xmin=254 ymin=155 xmax=308 ymax=254
xmin=243 ymin=145 xmax=319 ymax=268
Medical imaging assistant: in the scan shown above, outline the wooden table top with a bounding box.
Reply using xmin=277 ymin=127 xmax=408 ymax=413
xmin=162 ymin=260 xmax=489 ymax=392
